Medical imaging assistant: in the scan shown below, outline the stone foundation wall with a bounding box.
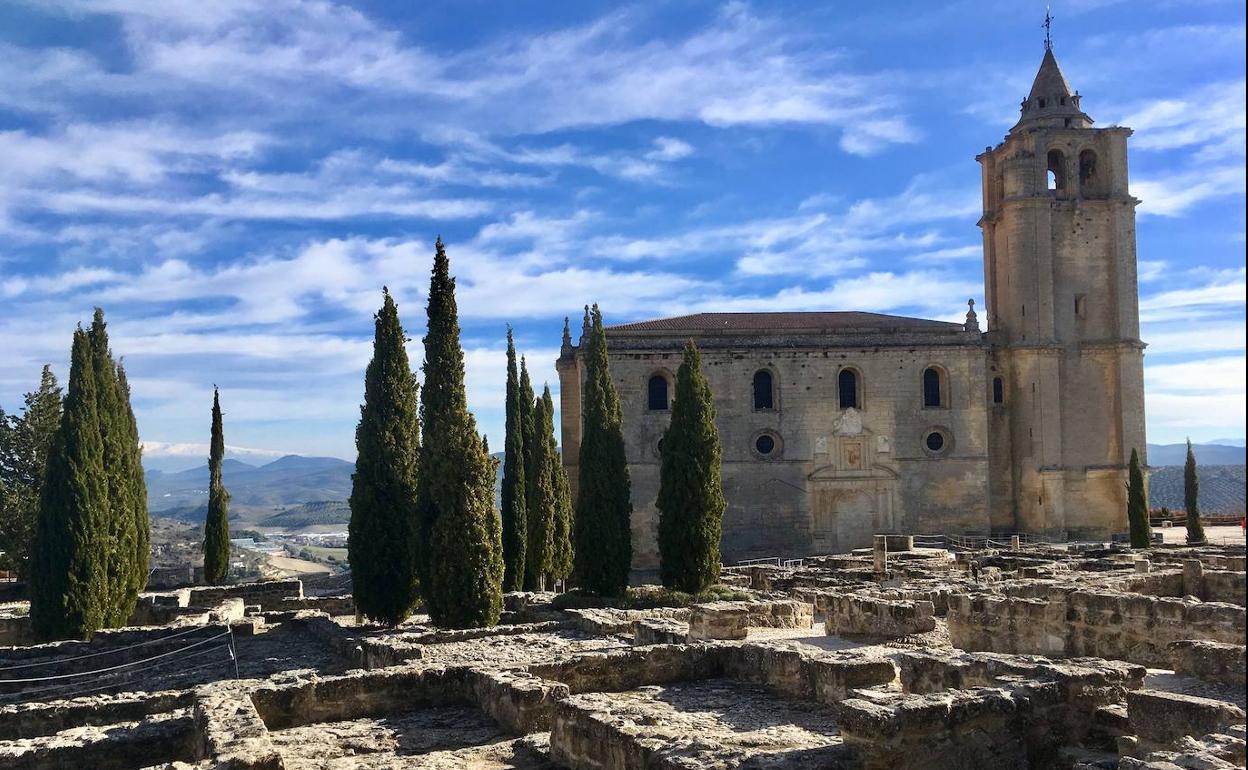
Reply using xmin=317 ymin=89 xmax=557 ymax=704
xmin=948 ymin=588 xmax=1246 ymax=666
xmin=1167 ymin=640 xmax=1246 ymax=687
xmin=824 ymin=594 xmax=935 ymax=638
xmin=188 ymin=579 xmax=303 ymax=612
xmin=1124 ymin=689 xmax=1247 ymax=756
xmin=687 ymin=600 xmax=813 ymax=640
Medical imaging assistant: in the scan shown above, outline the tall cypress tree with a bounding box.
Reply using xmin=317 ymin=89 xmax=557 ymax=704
xmin=1126 ymin=448 xmax=1151 ymax=548
xmin=203 ymin=387 xmax=231 ymax=584
xmin=573 ymin=305 xmax=632 ymax=595
xmin=518 ymin=358 xmax=540 ymax=590
xmin=87 ymin=310 xmax=146 ymax=627
xmin=0 ymin=366 xmax=61 ymax=580
xmin=545 ymin=386 xmax=575 ymax=586
xmin=1183 ymin=438 xmax=1206 ymax=545
xmin=115 ymin=364 xmax=148 ymax=612
xmin=416 ymin=238 xmax=503 ymax=627
xmin=657 ymin=341 xmax=725 ymax=594
xmin=524 ymin=391 xmax=555 ymax=590
xmin=348 ymin=289 xmax=422 ymax=625
xmin=30 ymin=328 xmax=107 ymax=640
xmin=500 ymin=327 xmax=527 ymax=591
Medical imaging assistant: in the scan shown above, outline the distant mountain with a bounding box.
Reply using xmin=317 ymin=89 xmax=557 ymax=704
xmin=1149 ymin=465 xmax=1246 ymax=515
xmin=258 ymin=500 xmax=351 ymax=529
xmin=146 ymin=454 xmax=354 ymax=512
xmin=1147 ymin=443 xmax=1245 ymax=466
xmin=1207 ymin=438 xmax=1246 ymax=448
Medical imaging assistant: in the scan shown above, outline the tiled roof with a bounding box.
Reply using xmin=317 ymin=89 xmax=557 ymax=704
xmin=606 ymin=311 xmax=961 ymax=334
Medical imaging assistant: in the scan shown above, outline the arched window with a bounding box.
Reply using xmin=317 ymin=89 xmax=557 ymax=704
xmin=838 ymin=369 xmax=859 ymax=410
xmin=923 ymin=367 xmax=945 ymax=408
xmin=752 ymin=369 xmax=774 ymax=410
xmin=1046 ymin=149 xmax=1065 ymax=192
xmin=1078 ymin=149 xmax=1097 ymax=193
xmin=993 ymin=377 xmax=1005 ymax=405
xmin=647 ymin=374 xmax=669 ymax=411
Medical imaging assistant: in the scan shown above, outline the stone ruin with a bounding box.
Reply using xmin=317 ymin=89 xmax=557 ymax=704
xmin=0 ymin=538 xmax=1244 ymax=769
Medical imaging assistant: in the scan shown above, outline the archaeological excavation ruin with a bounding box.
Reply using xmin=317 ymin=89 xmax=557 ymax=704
xmin=1 ymin=536 xmax=1244 ymax=769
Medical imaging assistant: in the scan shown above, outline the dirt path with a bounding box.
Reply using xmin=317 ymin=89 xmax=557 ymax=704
xmin=267 ymin=554 xmax=332 ymax=575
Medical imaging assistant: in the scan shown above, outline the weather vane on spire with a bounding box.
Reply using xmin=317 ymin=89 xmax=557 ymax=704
xmin=1043 ymin=6 xmax=1053 ymax=51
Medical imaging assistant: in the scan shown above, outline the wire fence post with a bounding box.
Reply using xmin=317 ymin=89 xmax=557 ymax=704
xmin=228 ymin=625 xmax=240 ymax=680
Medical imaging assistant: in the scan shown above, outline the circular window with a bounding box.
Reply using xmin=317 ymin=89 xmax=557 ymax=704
xmin=755 ymin=435 xmax=775 ymax=455
xmin=922 ymin=428 xmax=952 ymax=456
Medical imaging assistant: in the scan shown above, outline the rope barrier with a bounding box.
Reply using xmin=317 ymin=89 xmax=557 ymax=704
xmin=0 ymin=623 xmax=222 ymax=672
xmin=0 ymin=630 xmax=231 ymax=684
xmin=9 ymin=648 xmax=235 ymax=701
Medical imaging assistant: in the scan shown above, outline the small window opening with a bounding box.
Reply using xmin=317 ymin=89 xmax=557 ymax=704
xmin=838 ymin=369 xmax=859 ymax=410
xmin=1039 ymin=98 xmax=1046 ymax=108
xmin=753 ymin=370 xmax=774 ymax=410
xmin=647 ymin=374 xmax=669 ymax=411
xmin=1075 ymin=294 xmax=1087 ymax=319
xmin=1046 ymin=149 xmax=1065 ymax=192
xmin=755 ymin=434 xmax=776 ymax=456
xmin=1060 ymin=96 xmax=1066 ymax=106
xmin=1078 ymin=149 xmax=1098 ymax=192
xmin=923 ymin=367 xmax=945 ymax=408
xmin=993 ymin=377 xmax=1004 ymax=404
xmin=925 ymin=432 xmax=945 ymax=452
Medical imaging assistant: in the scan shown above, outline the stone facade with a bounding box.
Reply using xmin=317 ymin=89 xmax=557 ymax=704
xmin=558 ymin=48 xmax=1147 ymax=571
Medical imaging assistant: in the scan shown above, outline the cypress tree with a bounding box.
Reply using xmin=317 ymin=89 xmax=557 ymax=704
xmin=348 ymin=289 xmax=422 ymax=625
xmin=115 ymin=364 xmax=148 ymax=611
xmin=546 ymin=385 xmax=575 ymax=586
xmin=657 ymin=341 xmax=725 ymax=594
xmin=30 ymin=328 xmax=107 ymax=640
xmin=500 ymin=328 xmax=527 ymax=591
xmin=1126 ymin=448 xmax=1151 ymax=548
xmin=0 ymin=366 xmax=61 ymax=580
xmin=524 ymin=391 xmax=555 ymax=590
xmin=1184 ymin=438 xmax=1206 ymax=545
xmin=518 ymin=357 xmax=540 ymax=590
xmin=573 ymin=305 xmax=632 ymax=595
xmin=416 ymin=238 xmax=503 ymax=627
xmin=203 ymin=387 xmax=231 ymax=584
xmin=87 ymin=310 xmax=146 ymax=627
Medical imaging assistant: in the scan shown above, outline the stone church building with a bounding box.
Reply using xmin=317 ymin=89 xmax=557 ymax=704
xmin=557 ymin=47 xmax=1147 ymax=569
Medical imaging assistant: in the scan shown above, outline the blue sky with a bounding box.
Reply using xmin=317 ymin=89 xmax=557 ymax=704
xmin=1 ymin=0 xmax=1244 ymax=466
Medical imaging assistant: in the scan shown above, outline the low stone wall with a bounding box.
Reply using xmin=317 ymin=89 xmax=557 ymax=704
xmin=632 ymin=618 xmax=686 ymax=645
xmin=565 ymin=607 xmax=689 ymax=636
xmin=1168 ymin=640 xmax=1246 ymax=687
xmin=0 ymin=689 xmax=193 ymax=741
xmin=839 ymin=653 xmax=1143 ymax=770
xmin=276 ymin=594 xmax=354 ymax=616
xmin=687 ymin=600 xmax=813 ymax=640
xmin=188 ymin=579 xmax=303 ymax=612
xmin=0 ymin=709 xmax=197 ymax=770
xmin=1124 ymin=689 xmax=1246 ymax=756
xmin=529 ymin=644 xmax=721 ymax=694
xmin=948 ymin=588 xmax=1246 ymax=666
xmin=824 ymin=594 xmax=935 ymax=638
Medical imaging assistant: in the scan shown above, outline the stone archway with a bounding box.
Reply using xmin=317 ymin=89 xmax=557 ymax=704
xmin=809 ymin=467 xmax=898 ymax=554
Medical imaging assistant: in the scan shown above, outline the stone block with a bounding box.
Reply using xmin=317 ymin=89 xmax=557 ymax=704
xmin=1168 ymin=640 xmax=1247 ymax=687
xmin=1126 ymin=689 xmax=1246 ymax=752
xmin=825 ymin=594 xmax=935 ymax=638
xmin=688 ymin=601 xmax=750 ymax=640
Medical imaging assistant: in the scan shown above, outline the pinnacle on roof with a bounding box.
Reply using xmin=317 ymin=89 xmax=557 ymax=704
xmin=1012 ymin=47 xmax=1092 ymax=132
xmin=1028 ymin=48 xmax=1073 ymax=104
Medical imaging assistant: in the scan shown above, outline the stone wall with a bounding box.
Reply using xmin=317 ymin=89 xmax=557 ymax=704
xmin=560 ymin=327 xmax=993 ymax=569
xmin=948 ymin=588 xmax=1246 ymax=666
xmin=1167 ymin=640 xmax=1246 ymax=687
xmin=1124 ymin=689 xmax=1246 ymax=757
xmin=687 ymin=599 xmax=813 ymax=640
xmin=188 ymin=579 xmax=303 ymax=612
xmin=824 ymin=594 xmax=936 ymax=638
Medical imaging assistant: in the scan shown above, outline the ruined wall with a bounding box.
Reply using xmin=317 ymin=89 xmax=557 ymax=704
xmin=948 ymin=588 xmax=1245 ymax=666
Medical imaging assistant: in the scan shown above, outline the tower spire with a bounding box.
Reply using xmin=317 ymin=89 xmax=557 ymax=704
xmin=1043 ymin=6 xmax=1053 ymax=51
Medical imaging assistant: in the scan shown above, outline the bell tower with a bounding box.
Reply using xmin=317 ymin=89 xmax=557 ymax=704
xmin=978 ymin=37 xmax=1147 ymax=538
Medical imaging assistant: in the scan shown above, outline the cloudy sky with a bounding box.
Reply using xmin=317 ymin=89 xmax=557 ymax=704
xmin=1 ymin=0 xmax=1244 ymax=467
